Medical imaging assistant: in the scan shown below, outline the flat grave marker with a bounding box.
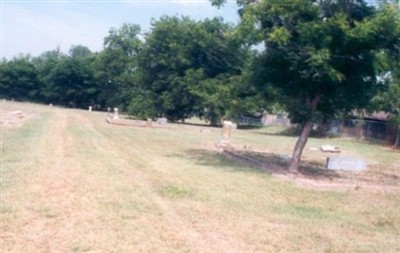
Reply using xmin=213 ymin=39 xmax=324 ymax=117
xmin=326 ymin=156 xmax=366 ymax=171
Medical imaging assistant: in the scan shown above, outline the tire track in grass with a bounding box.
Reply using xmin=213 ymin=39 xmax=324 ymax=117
xmin=3 ymin=109 xmax=107 ymax=252
xmin=3 ymin=109 xmax=72 ymax=252
xmin=72 ymin=112 xmax=223 ymax=252
xmin=3 ymin=108 xmax=267 ymax=252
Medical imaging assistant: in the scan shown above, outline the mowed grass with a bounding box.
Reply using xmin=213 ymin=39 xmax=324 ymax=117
xmin=1 ymin=101 xmax=400 ymax=253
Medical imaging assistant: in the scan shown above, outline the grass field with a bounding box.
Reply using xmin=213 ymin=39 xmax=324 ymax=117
xmin=1 ymin=101 xmax=400 ymax=252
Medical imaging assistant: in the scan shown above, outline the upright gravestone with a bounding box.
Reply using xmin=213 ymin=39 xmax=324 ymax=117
xmin=113 ymin=108 xmax=119 ymax=120
xmin=89 ymin=106 xmax=92 ymax=112
xmin=107 ymin=108 xmax=111 ymax=118
xmin=220 ymin=121 xmax=233 ymax=145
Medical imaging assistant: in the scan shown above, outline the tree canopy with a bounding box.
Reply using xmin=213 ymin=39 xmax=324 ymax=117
xmin=129 ymin=16 xmax=251 ymax=124
xmin=0 ymin=56 xmax=40 ymax=102
xmin=213 ymin=0 xmax=400 ymax=171
xmin=94 ymin=23 xmax=143 ymax=110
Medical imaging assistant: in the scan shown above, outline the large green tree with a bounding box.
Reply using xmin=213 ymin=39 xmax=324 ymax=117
xmin=213 ymin=0 xmax=400 ymax=172
xmin=45 ymin=49 xmax=97 ymax=108
xmin=33 ymin=48 xmax=66 ymax=103
xmin=131 ymin=16 xmax=249 ymax=124
xmin=0 ymin=55 xmax=41 ymax=101
xmin=131 ymin=16 xmax=204 ymax=121
xmin=93 ymin=23 xmax=142 ymax=110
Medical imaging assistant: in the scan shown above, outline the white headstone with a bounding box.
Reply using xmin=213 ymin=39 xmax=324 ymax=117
xmin=89 ymin=106 xmax=92 ymax=112
xmin=220 ymin=121 xmax=233 ymax=145
xmin=157 ymin=117 xmax=168 ymax=125
xmin=113 ymin=108 xmax=119 ymax=120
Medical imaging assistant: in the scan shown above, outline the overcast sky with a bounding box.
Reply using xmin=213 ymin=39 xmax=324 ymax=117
xmin=1 ymin=0 xmax=239 ymax=59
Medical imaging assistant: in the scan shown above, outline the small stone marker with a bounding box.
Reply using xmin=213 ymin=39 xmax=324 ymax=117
xmin=326 ymin=156 xmax=366 ymax=171
xmin=320 ymin=145 xmax=341 ymax=153
xmin=113 ymin=108 xmax=119 ymax=120
xmin=330 ymin=126 xmax=338 ymax=134
xmin=11 ymin=110 xmax=22 ymax=115
xmin=157 ymin=117 xmax=168 ymax=125
xmin=279 ymin=154 xmax=292 ymax=162
xmin=89 ymin=106 xmax=92 ymax=112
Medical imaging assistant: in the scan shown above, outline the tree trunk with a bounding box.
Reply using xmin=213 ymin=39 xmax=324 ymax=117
xmin=288 ymin=94 xmax=321 ymax=173
xmin=394 ymin=124 xmax=400 ymax=149
xmin=210 ymin=116 xmax=218 ymax=127
xmin=288 ymin=121 xmax=313 ymax=173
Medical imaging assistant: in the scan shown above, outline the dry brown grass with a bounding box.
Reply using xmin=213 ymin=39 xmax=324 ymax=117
xmin=1 ymin=101 xmax=400 ymax=252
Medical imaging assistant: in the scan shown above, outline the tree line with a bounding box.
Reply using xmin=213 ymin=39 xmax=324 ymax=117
xmin=0 ymin=17 xmax=266 ymax=125
xmin=1 ymin=0 xmax=399 ymax=171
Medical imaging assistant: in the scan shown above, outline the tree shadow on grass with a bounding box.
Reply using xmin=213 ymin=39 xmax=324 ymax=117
xmin=298 ymin=160 xmax=342 ymax=180
xmin=235 ymin=149 xmax=342 ymax=180
xmin=178 ymin=149 xmax=267 ymax=175
xmin=180 ymin=148 xmax=343 ymax=181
